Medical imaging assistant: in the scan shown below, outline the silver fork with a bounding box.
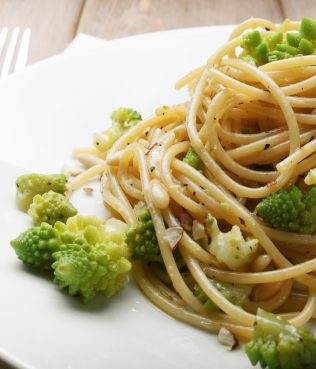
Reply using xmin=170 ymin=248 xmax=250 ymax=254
xmin=0 ymin=27 xmax=31 ymax=78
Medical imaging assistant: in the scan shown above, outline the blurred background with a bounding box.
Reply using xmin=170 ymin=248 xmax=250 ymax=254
xmin=0 ymin=0 xmax=315 ymax=64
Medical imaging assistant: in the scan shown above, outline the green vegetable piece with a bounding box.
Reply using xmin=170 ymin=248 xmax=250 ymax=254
xmin=183 ymin=147 xmax=204 ymax=171
xmin=298 ymin=38 xmax=314 ymax=55
xmin=276 ymin=43 xmax=298 ymax=55
xmin=110 ymin=108 xmax=142 ymax=130
xmin=11 ymin=223 xmax=60 ymax=271
xmin=207 ymin=214 xmax=259 ymax=271
xmin=125 ymin=207 xmax=161 ymax=263
xmin=16 ymin=173 xmax=67 ymax=212
xmin=241 ymin=54 xmax=257 ymax=66
xmin=286 ymin=32 xmax=302 ymax=48
xmin=256 ymin=186 xmax=316 ymax=234
xmin=303 ymin=187 xmax=316 ymax=223
xmin=52 ymin=241 xmax=131 ymax=303
xmin=267 ymin=50 xmax=293 ymax=62
xmin=28 ymin=191 xmax=77 ymax=226
xmin=246 ymin=309 xmax=316 ymax=369
xmin=194 ymin=279 xmax=251 ymax=311
xmin=267 ymin=32 xmax=283 ymax=49
xmin=54 ymin=215 xmax=104 ymax=243
xmin=52 ymin=215 xmax=131 ymax=303
xmin=94 ymin=108 xmax=142 ymax=152
xmin=255 ymin=42 xmax=269 ymax=64
xmin=300 ymin=17 xmax=316 ymax=40
xmin=241 ymin=30 xmax=262 ymax=50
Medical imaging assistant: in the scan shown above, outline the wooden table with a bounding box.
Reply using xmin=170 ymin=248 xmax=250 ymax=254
xmin=0 ymin=0 xmax=316 ymax=64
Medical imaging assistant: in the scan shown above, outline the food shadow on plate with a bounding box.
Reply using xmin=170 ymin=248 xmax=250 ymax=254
xmin=16 ymin=262 xmax=116 ymax=312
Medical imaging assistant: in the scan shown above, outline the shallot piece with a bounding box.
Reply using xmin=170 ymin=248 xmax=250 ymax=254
xmin=178 ymin=213 xmax=193 ymax=232
xmin=217 ymin=327 xmax=238 ymax=351
xmin=192 ymin=220 xmax=207 ymax=240
xmin=83 ymin=187 xmax=94 ymax=194
xmin=164 ymin=227 xmax=184 ymax=251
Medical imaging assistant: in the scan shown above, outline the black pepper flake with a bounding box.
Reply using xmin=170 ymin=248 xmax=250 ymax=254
xmin=265 ymin=27 xmax=271 ymax=31
xmin=150 ymin=166 xmax=155 ymax=172
xmin=264 ymin=144 xmax=270 ymax=150
xmin=239 ymin=218 xmax=245 ymax=226
xmin=193 ymin=191 xmax=196 ymax=196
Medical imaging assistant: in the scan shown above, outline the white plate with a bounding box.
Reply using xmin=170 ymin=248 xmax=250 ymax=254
xmin=0 ymin=25 xmax=258 ymax=369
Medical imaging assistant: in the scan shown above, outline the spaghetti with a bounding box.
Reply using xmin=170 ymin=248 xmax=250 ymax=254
xmin=71 ymin=18 xmax=316 ymax=341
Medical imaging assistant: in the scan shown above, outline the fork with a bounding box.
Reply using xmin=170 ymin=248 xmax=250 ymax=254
xmin=0 ymin=27 xmax=31 ymax=78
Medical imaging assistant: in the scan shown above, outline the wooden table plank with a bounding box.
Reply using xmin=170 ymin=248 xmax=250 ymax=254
xmin=78 ymin=0 xmax=284 ymax=40
xmin=0 ymin=0 xmax=85 ymax=63
xmin=280 ymin=0 xmax=316 ymax=20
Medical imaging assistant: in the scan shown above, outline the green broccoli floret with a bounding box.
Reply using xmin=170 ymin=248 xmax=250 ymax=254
xmin=10 ymin=223 xmax=60 ymax=271
xmin=194 ymin=279 xmax=251 ymax=311
xmin=298 ymin=38 xmax=314 ymax=55
xmin=183 ymin=147 xmax=204 ymax=171
xmin=267 ymin=32 xmax=283 ymax=49
xmin=240 ymin=18 xmax=316 ymax=66
xmin=125 ymin=208 xmax=161 ymax=263
xmin=241 ymin=30 xmax=262 ymax=50
xmin=241 ymin=54 xmax=257 ymax=65
xmin=275 ymin=43 xmax=298 ymax=55
xmin=255 ymin=42 xmax=269 ymax=64
xmin=300 ymin=17 xmax=316 ymax=40
xmin=256 ymin=186 xmax=316 ymax=234
xmin=246 ymin=309 xmax=316 ymax=369
xmin=28 ymin=191 xmax=77 ymax=226
xmin=52 ymin=216 xmax=131 ymax=303
xmin=94 ymin=107 xmax=142 ymax=152
xmin=16 ymin=173 xmax=67 ymax=212
xmin=206 ymin=215 xmax=259 ymax=271
xmin=286 ymin=32 xmax=302 ymax=48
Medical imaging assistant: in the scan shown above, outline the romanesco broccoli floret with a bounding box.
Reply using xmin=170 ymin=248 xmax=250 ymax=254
xmin=52 ymin=216 xmax=131 ymax=303
xmin=16 ymin=173 xmax=67 ymax=212
xmin=246 ymin=309 xmax=316 ymax=369
xmin=94 ymin=107 xmax=142 ymax=152
xmin=183 ymin=147 xmax=204 ymax=171
xmin=194 ymin=279 xmax=252 ymax=311
xmin=256 ymin=186 xmax=316 ymax=234
xmin=11 ymin=223 xmax=60 ymax=271
xmin=125 ymin=208 xmax=161 ymax=263
xmin=206 ymin=215 xmax=259 ymax=270
xmin=28 ymin=191 xmax=77 ymax=226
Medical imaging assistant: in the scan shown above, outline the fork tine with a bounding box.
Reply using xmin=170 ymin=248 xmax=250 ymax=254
xmin=14 ymin=28 xmax=31 ymax=73
xmin=0 ymin=27 xmax=8 ymax=58
xmin=1 ymin=27 xmax=20 ymax=78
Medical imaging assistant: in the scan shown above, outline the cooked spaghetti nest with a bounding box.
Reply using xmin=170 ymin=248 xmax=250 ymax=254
xmin=71 ymin=18 xmax=316 ymax=340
